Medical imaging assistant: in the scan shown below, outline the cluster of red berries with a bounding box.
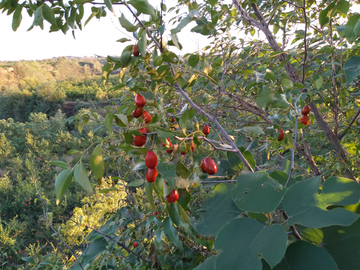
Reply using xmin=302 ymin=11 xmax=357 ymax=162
xmin=145 ymin=150 xmax=158 ymax=183
xmin=132 ymin=94 xmax=152 ymax=147
xmin=300 ymin=105 xmax=311 ymax=125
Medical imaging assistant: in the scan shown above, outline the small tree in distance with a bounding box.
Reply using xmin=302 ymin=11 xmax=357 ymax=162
xmin=2 ymin=0 xmax=360 ymax=269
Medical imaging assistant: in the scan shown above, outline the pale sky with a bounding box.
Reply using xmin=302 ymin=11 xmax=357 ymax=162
xmin=0 ymin=1 xmax=210 ymax=61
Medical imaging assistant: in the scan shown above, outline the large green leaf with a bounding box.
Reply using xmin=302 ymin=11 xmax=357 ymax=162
xmin=163 ymin=217 xmax=183 ymax=250
xmin=273 ymin=240 xmax=338 ymax=270
xmin=232 ymin=171 xmax=287 ymax=213
xmin=50 ymin=161 xmax=68 ymax=170
xmin=214 ymin=218 xmax=287 ymax=270
xmin=119 ymin=13 xmax=138 ymax=32
xmin=193 ymin=256 xmax=216 ymax=270
xmin=127 ymin=0 xmax=155 ymax=16
xmin=12 ymin=4 xmax=23 ymax=31
xmin=73 ymin=164 xmax=92 ymax=193
xmin=320 ymin=218 xmax=360 ymax=270
xmin=157 ymin=162 xmax=176 ymax=189
xmin=283 ymin=176 xmax=360 ymax=228
xmin=55 ymin=169 xmax=73 ymax=205
xmin=192 ymin=183 xmax=242 ymax=236
xmin=89 ymin=145 xmax=104 ymax=182
xmin=344 ymin=56 xmax=360 ymax=86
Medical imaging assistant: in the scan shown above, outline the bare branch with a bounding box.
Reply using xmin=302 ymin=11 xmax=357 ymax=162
xmin=339 ymin=108 xmax=360 ymax=139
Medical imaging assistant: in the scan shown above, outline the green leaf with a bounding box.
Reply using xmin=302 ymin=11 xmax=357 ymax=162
xmin=127 ymin=0 xmax=155 ymax=16
xmin=188 ymin=54 xmax=199 ymax=67
xmin=168 ymin=202 xmax=183 ymax=227
xmin=319 ymin=2 xmax=335 ymax=26
xmin=232 ymin=171 xmax=286 ymax=213
xmin=119 ymin=13 xmax=139 ymax=32
xmin=31 ymin=6 xmax=44 ymax=29
xmin=344 ymin=56 xmax=360 ymax=86
xmin=22 ymin=257 xmax=35 ymax=264
xmin=193 ymin=256 xmax=216 ymax=270
xmin=89 ymin=145 xmax=105 ymax=181
xmin=72 ymin=237 xmax=108 ymax=269
xmin=320 ymin=218 xmax=360 ymax=270
xmin=179 ymin=110 xmax=188 ymax=133
xmin=50 ymin=161 xmax=68 ymax=169
xmin=156 ymin=128 xmax=174 ymax=139
xmin=42 ymin=4 xmax=56 ymax=25
xmin=313 ymin=75 xmax=323 ymax=90
xmin=200 ymin=57 xmax=212 ymax=75
xmin=345 ymin=14 xmax=360 ymax=42
xmin=176 ymin=162 xmax=190 ymax=179
xmin=74 ymin=164 xmax=92 ymax=193
xmin=215 ymin=218 xmax=287 ymax=269
xmin=157 ymin=162 xmax=177 ymax=189
xmin=354 ymin=18 xmax=360 ymax=37
xmin=104 ymin=112 xmax=114 ymax=132
xmin=66 ymin=149 xmax=80 ymax=155
xmin=244 ymin=126 xmax=265 ymax=135
xmin=120 ymin=51 xmax=132 ymax=67
xmin=12 ymin=4 xmax=23 ymax=31
xmin=104 ymin=0 xmax=115 ymax=15
xmin=256 ymin=87 xmax=274 ymax=107
xmin=192 ymin=183 xmax=243 ymax=236
xmin=336 ymin=0 xmax=350 ymax=14
xmin=127 ymin=178 xmax=145 ymax=187
xmin=145 ymin=181 xmax=155 ymax=209
xmin=283 ymin=176 xmax=360 ymax=228
xmin=209 ymin=0 xmax=218 ymax=6
xmin=273 ymin=240 xmax=338 ymax=270
xmin=163 ymin=217 xmax=183 ymax=250
xmin=281 ymin=78 xmax=293 ymax=89
xmin=137 ymin=31 xmax=147 ymax=56
xmin=117 ymin=38 xmax=131 ymax=43
xmin=55 ymin=169 xmax=73 ymax=205
xmin=114 ymin=113 xmax=128 ymax=126
xmin=265 ymin=69 xmax=276 ymax=82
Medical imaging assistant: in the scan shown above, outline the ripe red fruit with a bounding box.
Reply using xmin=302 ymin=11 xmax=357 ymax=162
xmin=133 ymin=45 xmax=139 ymax=57
xmin=166 ymin=148 xmax=173 ymax=154
xmin=133 ymin=135 xmax=146 ymax=147
xmin=132 ymin=107 xmax=143 ymax=118
xmin=278 ymin=128 xmax=285 ymax=141
xmin=301 ymin=105 xmax=311 ymax=115
xmin=190 ymin=143 xmax=195 ymax=152
xmin=200 ymin=160 xmax=207 ymax=173
xmin=135 ymin=94 xmax=146 ymax=107
xmin=203 ymin=125 xmax=210 ymax=135
xmin=170 ymin=116 xmax=175 ymax=122
xmin=181 ymin=150 xmax=187 ymax=155
xmin=300 ymin=114 xmax=309 ymax=126
xmin=146 ymin=167 xmax=158 ymax=182
xmin=138 ymin=127 xmax=147 ymax=135
xmin=166 ymin=190 xmax=179 ymax=203
xmin=133 ymin=242 xmax=138 ymax=248
xmin=145 ymin=150 xmax=158 ymax=168
xmin=142 ymin=111 xmax=152 ymax=124
xmin=203 ymin=157 xmax=217 ymax=175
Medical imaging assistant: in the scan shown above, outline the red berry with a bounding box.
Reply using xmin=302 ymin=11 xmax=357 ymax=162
xmin=200 ymin=160 xmax=207 ymax=173
xmin=166 ymin=190 xmax=179 ymax=203
xmin=133 ymin=135 xmax=146 ymax=147
xmin=203 ymin=125 xmax=210 ymax=135
xmin=181 ymin=150 xmax=186 ymax=155
xmin=132 ymin=107 xmax=143 ymax=118
xmin=170 ymin=116 xmax=175 ymax=122
xmin=145 ymin=150 xmax=158 ymax=169
xmin=301 ymin=105 xmax=311 ymax=115
xmin=133 ymin=45 xmax=139 ymax=57
xmin=146 ymin=167 xmax=158 ymax=182
xmin=133 ymin=242 xmax=139 ymax=248
xmin=300 ymin=115 xmax=309 ymax=126
xmin=203 ymin=157 xmax=217 ymax=175
xmin=278 ymin=128 xmax=285 ymax=141
xmin=190 ymin=143 xmax=195 ymax=152
xmin=135 ymin=94 xmax=146 ymax=107
xmin=142 ymin=111 xmax=152 ymax=124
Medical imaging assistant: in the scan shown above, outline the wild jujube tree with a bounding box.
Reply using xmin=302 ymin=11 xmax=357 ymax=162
xmin=2 ymin=0 xmax=360 ymax=269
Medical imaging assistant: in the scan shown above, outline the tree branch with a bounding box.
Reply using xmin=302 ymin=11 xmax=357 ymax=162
xmin=338 ymin=108 xmax=360 ymax=139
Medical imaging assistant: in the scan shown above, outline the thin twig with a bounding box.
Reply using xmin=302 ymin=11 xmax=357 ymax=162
xmin=301 ymin=0 xmax=307 ymax=84
xmin=338 ymin=108 xmax=360 ymax=139
xmin=283 ymin=212 xmax=301 ymax=239
xmin=68 ymin=218 xmax=152 ymax=265
xmin=200 ymin=180 xmax=236 ymax=184
xmin=285 ymin=93 xmax=303 ymax=187
xmin=214 ymin=44 xmax=227 ymax=120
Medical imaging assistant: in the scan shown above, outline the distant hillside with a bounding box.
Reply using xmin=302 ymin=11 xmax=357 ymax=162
xmin=0 ymin=56 xmax=105 ymax=91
